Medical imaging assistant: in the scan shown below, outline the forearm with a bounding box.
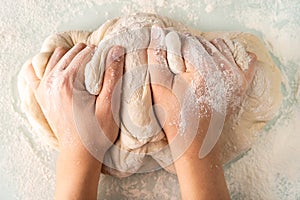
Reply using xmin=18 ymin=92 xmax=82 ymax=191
xmin=168 ymin=115 xmax=230 ymax=200
xmin=55 ymin=147 xmax=102 ymax=200
xmin=174 ymin=141 xmax=230 ymax=200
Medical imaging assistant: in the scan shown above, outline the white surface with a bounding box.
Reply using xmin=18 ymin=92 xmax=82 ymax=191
xmin=1 ymin=0 xmax=300 ymax=199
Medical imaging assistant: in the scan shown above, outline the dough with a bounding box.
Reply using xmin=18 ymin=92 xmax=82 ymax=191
xmin=18 ymin=13 xmax=282 ymax=177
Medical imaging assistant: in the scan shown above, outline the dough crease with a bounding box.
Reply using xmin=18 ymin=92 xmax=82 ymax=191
xmin=18 ymin=13 xmax=282 ymax=177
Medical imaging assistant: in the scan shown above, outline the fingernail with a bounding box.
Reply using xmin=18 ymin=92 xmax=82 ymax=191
xmin=87 ymin=45 xmax=97 ymax=53
xmin=88 ymin=44 xmax=97 ymax=49
xmin=150 ymin=25 xmax=167 ymax=53
xmin=248 ymin=52 xmax=257 ymax=62
xmin=183 ymin=31 xmax=192 ymax=37
xmin=111 ymin=46 xmax=124 ymax=62
xmin=151 ymin=25 xmax=163 ymax=40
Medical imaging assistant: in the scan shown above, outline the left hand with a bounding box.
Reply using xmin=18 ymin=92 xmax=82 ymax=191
xmin=24 ymin=43 xmax=125 ymax=160
xmin=24 ymin=44 xmax=125 ymax=200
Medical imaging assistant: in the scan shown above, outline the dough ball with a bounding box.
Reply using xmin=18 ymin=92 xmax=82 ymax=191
xmin=18 ymin=13 xmax=282 ymax=177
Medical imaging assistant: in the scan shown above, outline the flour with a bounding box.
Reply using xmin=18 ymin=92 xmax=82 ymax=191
xmin=165 ymin=31 xmax=185 ymax=74
xmin=223 ymin=38 xmax=251 ymax=71
xmin=1 ymin=0 xmax=300 ymax=199
xmin=85 ymin=28 xmax=151 ymax=95
xmin=20 ymin=13 xmax=281 ymax=178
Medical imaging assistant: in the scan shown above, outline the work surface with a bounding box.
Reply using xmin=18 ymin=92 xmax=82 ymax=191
xmin=0 ymin=0 xmax=299 ymax=199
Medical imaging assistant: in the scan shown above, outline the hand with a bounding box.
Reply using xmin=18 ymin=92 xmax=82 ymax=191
xmin=147 ymin=26 xmax=256 ymax=200
xmin=24 ymin=43 xmax=125 ymax=200
xmin=148 ymin=26 xmax=257 ymax=159
xmin=25 ymin=43 xmax=124 ymax=157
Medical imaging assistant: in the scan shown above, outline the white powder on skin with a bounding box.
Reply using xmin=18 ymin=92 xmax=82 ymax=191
xmin=1 ymin=0 xmax=299 ymax=199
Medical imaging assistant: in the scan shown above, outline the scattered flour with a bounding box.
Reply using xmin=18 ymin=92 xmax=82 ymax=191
xmin=1 ymin=0 xmax=299 ymax=199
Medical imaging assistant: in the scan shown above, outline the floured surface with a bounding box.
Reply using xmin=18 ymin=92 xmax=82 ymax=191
xmin=18 ymin=13 xmax=281 ymax=177
xmin=1 ymin=1 xmax=300 ymax=200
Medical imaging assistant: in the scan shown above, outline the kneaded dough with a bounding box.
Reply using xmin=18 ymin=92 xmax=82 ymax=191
xmin=18 ymin=13 xmax=282 ymax=177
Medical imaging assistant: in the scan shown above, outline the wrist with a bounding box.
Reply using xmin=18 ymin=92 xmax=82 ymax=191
xmin=55 ymin=150 xmax=102 ymax=200
xmin=58 ymin=128 xmax=107 ymax=165
xmin=174 ymin=151 xmax=229 ymax=200
xmin=58 ymin=145 xmax=102 ymax=169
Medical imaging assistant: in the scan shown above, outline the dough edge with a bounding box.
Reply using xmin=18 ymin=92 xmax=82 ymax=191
xmin=18 ymin=13 xmax=282 ymax=177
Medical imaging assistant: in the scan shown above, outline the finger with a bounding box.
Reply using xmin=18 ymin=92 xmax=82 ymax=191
xmin=181 ymin=35 xmax=198 ymax=73
xmin=95 ymin=46 xmax=124 ymax=145
xmin=148 ymin=25 xmax=173 ymax=90
xmin=23 ymin=62 xmax=40 ymax=91
xmin=31 ymin=52 xmax=53 ymax=79
xmin=196 ymin=36 xmax=246 ymax=96
xmin=64 ymin=45 xmax=97 ymax=80
xmin=165 ymin=31 xmax=185 ymax=74
xmin=230 ymin=52 xmax=257 ymax=96
xmin=44 ymin=47 xmax=68 ymax=76
xmin=221 ymin=38 xmax=256 ymax=78
xmin=210 ymin=38 xmax=237 ymax=66
xmin=97 ymin=46 xmax=125 ymax=105
xmin=208 ymin=38 xmax=257 ymax=90
xmin=244 ymin=52 xmax=257 ymax=82
xmin=197 ymin=36 xmax=234 ymax=72
xmin=235 ymin=52 xmax=257 ymax=96
xmin=55 ymin=43 xmax=87 ymax=71
xmin=181 ymin=34 xmax=212 ymax=74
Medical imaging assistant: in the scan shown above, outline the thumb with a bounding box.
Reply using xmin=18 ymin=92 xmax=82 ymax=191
xmin=97 ymin=46 xmax=125 ymax=106
xmin=22 ymin=61 xmax=40 ymax=92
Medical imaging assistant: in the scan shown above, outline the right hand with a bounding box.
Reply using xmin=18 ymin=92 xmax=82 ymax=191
xmin=147 ymin=26 xmax=257 ymax=159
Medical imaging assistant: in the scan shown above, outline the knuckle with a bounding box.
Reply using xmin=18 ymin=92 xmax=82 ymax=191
xmin=147 ymin=48 xmax=152 ymax=54
xmin=211 ymin=38 xmax=220 ymax=44
xmin=56 ymin=59 xmax=69 ymax=70
xmin=61 ymin=74 xmax=73 ymax=87
xmin=55 ymin=46 xmax=65 ymax=52
xmin=100 ymin=91 xmax=113 ymax=104
xmin=75 ymin=43 xmax=87 ymax=49
xmin=109 ymin=68 xmax=120 ymax=78
xmin=110 ymin=46 xmax=124 ymax=62
xmin=54 ymin=47 xmax=68 ymax=55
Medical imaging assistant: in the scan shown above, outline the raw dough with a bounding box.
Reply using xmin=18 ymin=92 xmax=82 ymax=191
xmin=18 ymin=13 xmax=282 ymax=177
